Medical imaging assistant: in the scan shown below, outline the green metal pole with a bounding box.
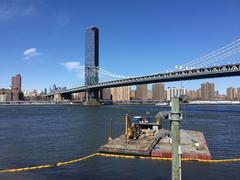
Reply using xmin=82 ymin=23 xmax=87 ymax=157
xmin=172 ymin=97 xmax=179 ymax=113
xmin=170 ymin=97 xmax=181 ymax=180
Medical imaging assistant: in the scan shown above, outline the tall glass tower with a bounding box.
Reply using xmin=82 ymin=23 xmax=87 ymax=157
xmin=85 ymin=26 xmax=99 ymax=86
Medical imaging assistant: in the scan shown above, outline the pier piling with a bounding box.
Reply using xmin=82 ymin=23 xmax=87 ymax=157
xmin=169 ymin=97 xmax=182 ymax=180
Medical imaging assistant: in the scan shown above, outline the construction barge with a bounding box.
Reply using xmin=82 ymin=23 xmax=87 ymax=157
xmin=99 ymin=112 xmax=211 ymax=160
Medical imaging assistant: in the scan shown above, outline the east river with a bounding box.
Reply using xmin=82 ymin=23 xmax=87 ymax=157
xmin=0 ymin=104 xmax=240 ymax=180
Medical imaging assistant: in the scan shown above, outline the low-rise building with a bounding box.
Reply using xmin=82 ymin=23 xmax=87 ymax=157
xmin=167 ymin=87 xmax=187 ymax=101
xmin=152 ymin=83 xmax=165 ymax=101
xmin=226 ymin=87 xmax=236 ymax=100
xmin=101 ymin=88 xmax=111 ymax=100
xmin=0 ymin=89 xmax=12 ymax=102
xmin=111 ymin=86 xmax=131 ymax=101
xmin=237 ymin=88 xmax=240 ymax=100
xmin=201 ymin=82 xmax=215 ymax=100
xmin=130 ymin=90 xmax=136 ymax=100
xmin=136 ymin=84 xmax=148 ymax=100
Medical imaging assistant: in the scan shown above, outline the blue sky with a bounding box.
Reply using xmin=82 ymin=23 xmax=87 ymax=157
xmin=0 ymin=0 xmax=240 ymax=93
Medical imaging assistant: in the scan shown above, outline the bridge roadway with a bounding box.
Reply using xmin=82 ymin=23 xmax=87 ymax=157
xmin=46 ymin=63 xmax=240 ymax=97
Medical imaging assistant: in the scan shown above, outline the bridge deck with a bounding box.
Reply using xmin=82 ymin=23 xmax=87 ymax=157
xmin=46 ymin=63 xmax=240 ymax=96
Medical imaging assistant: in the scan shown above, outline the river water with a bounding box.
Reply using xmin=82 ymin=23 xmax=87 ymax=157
xmin=0 ymin=104 xmax=239 ymax=180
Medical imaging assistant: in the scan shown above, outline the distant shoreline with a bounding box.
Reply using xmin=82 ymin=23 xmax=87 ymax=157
xmin=188 ymin=101 xmax=240 ymax=105
xmin=0 ymin=100 xmax=240 ymax=106
xmin=0 ymin=102 xmax=78 ymax=106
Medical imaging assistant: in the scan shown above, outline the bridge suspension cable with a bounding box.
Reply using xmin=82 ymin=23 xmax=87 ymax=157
xmin=180 ymin=39 xmax=240 ymax=67
xmin=93 ymin=67 xmax=130 ymax=82
xmin=199 ymin=47 xmax=240 ymax=67
xmin=169 ymin=38 xmax=240 ymax=71
xmin=99 ymin=67 xmax=127 ymax=79
xmin=64 ymin=37 xmax=240 ymax=89
xmin=85 ymin=66 xmax=128 ymax=82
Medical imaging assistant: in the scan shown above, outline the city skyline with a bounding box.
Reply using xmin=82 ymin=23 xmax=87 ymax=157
xmin=1 ymin=73 xmax=240 ymax=102
xmin=0 ymin=73 xmax=239 ymax=96
xmin=0 ymin=0 xmax=240 ymax=93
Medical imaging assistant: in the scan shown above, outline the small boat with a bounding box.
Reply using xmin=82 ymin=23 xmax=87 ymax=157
xmin=155 ymin=102 xmax=169 ymax=106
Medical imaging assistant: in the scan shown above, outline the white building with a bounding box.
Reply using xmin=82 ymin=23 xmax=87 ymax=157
xmin=167 ymin=87 xmax=187 ymax=101
xmin=0 ymin=94 xmax=7 ymax=102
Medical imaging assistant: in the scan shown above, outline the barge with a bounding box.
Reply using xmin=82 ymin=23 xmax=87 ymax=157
xmin=99 ymin=113 xmax=211 ymax=160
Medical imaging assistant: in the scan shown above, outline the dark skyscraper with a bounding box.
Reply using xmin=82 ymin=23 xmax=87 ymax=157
xmin=53 ymin=84 xmax=57 ymax=92
xmin=44 ymin=88 xmax=47 ymax=95
xmin=12 ymin=74 xmax=21 ymax=91
xmin=85 ymin=26 xmax=99 ymax=86
xmin=11 ymin=74 xmax=23 ymax=101
xmin=85 ymin=26 xmax=99 ymax=101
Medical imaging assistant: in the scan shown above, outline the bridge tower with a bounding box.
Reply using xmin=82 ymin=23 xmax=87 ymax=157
xmin=84 ymin=26 xmax=100 ymax=105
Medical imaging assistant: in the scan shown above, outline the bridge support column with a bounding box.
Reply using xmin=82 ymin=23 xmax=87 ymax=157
xmin=83 ymin=89 xmax=100 ymax=105
xmin=54 ymin=93 xmax=63 ymax=102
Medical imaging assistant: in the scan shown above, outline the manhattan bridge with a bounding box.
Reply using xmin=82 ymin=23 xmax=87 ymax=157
xmin=46 ymin=27 xmax=240 ymax=104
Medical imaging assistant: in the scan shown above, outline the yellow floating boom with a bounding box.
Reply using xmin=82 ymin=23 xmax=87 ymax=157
xmin=0 ymin=153 xmax=240 ymax=173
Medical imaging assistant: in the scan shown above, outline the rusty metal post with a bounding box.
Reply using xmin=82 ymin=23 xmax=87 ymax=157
xmin=108 ymin=119 xmax=112 ymax=143
xmin=125 ymin=113 xmax=129 ymax=141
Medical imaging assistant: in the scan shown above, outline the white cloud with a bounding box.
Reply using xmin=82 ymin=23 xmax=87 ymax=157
xmin=61 ymin=61 xmax=85 ymax=79
xmin=61 ymin=62 xmax=82 ymax=71
xmin=0 ymin=1 xmax=35 ymax=21
xmin=24 ymin=48 xmax=41 ymax=59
